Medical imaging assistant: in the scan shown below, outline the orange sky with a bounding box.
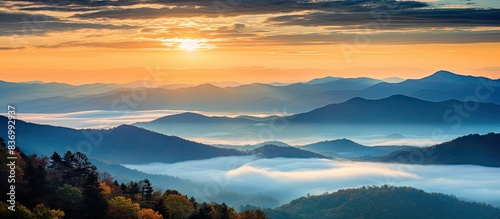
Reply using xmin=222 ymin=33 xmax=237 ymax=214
xmin=1 ymin=43 xmax=499 ymax=84
xmin=0 ymin=0 xmax=499 ymax=84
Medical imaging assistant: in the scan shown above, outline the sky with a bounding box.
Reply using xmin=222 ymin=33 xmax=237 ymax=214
xmin=1 ymin=0 xmax=499 ymax=84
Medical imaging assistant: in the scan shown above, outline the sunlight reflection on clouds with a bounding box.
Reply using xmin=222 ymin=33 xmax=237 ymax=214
xmin=124 ymin=157 xmax=500 ymax=204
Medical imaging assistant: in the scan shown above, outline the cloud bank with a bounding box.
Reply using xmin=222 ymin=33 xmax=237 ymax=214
xmin=124 ymin=157 xmax=500 ymax=205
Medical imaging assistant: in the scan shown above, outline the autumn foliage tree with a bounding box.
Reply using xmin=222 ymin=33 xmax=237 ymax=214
xmin=107 ymin=196 xmax=141 ymax=219
xmin=0 ymin=137 xmax=270 ymax=219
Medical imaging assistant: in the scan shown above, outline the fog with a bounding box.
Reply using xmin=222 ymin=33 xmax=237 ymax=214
xmin=12 ymin=111 xmax=500 ymax=146
xmin=12 ymin=110 xmax=272 ymax=129
xmin=124 ymin=157 xmax=500 ymax=206
xmin=139 ymin=123 xmax=500 ymax=146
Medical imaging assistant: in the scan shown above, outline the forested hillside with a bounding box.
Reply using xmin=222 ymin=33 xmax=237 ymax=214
xmin=0 ymin=137 xmax=268 ymax=219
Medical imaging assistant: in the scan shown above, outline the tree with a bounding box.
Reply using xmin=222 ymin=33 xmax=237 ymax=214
xmin=190 ymin=202 xmax=218 ymax=219
xmin=73 ymin=152 xmax=92 ymax=186
xmin=238 ymin=209 xmax=269 ymax=219
xmin=164 ymin=194 xmax=194 ymax=219
xmin=62 ymin=151 xmax=75 ymax=168
xmin=0 ymin=201 xmax=35 ymax=219
xmin=82 ymin=171 xmax=108 ymax=219
xmin=56 ymin=184 xmax=83 ymax=206
xmin=32 ymin=203 xmax=65 ymax=219
xmin=107 ymin=196 xmax=141 ymax=219
xmin=23 ymin=155 xmax=52 ymax=207
xmin=50 ymin=152 xmax=62 ymax=164
xmin=140 ymin=179 xmax=153 ymax=200
xmin=137 ymin=208 xmax=163 ymax=219
xmin=214 ymin=203 xmax=237 ymax=219
xmin=55 ymin=184 xmax=83 ymax=218
xmin=124 ymin=181 xmax=141 ymax=200
xmin=153 ymin=197 xmax=168 ymax=219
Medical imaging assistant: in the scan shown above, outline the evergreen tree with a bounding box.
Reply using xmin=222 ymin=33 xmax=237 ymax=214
xmin=63 ymin=151 xmax=75 ymax=168
xmin=81 ymin=171 xmax=108 ymax=219
xmin=50 ymin=152 xmax=62 ymax=164
xmin=141 ymin=179 xmax=153 ymax=200
xmin=23 ymin=155 xmax=51 ymax=207
xmin=153 ymin=197 xmax=168 ymax=219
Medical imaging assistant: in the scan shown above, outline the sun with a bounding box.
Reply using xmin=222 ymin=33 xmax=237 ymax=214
xmin=179 ymin=39 xmax=200 ymax=51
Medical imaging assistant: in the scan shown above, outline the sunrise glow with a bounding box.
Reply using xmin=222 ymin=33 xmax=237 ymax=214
xmin=179 ymin=39 xmax=200 ymax=51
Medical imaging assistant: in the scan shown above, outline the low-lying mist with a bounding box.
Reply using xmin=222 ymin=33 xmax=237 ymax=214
xmin=124 ymin=157 xmax=500 ymax=207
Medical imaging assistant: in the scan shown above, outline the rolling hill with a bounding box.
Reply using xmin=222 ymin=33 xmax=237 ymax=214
xmin=0 ymin=116 xmax=243 ymax=164
xmin=377 ymin=133 xmax=500 ymax=167
xmin=290 ymin=94 xmax=500 ymax=124
xmin=271 ymin=185 xmax=500 ymax=219
xmin=249 ymin=145 xmax=328 ymax=159
xmin=300 ymin=139 xmax=414 ymax=157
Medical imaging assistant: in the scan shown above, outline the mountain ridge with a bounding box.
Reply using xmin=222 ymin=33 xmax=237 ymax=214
xmin=376 ymin=133 xmax=500 ymax=167
xmin=0 ymin=116 xmax=243 ymax=164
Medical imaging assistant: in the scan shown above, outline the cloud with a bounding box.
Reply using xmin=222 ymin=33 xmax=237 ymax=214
xmin=0 ymin=12 xmax=134 ymax=36
xmin=33 ymin=0 xmax=428 ymax=19
xmin=266 ymin=9 xmax=500 ymax=29
xmin=124 ymin=157 xmax=500 ymax=205
xmin=0 ymin=46 xmax=26 ymax=50
xmin=255 ymin=29 xmax=500 ymax=45
xmin=14 ymin=110 xmax=189 ymax=129
xmin=226 ymin=159 xmax=419 ymax=181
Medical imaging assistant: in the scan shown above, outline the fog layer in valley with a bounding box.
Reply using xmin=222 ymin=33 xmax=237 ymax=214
xmin=125 ymin=157 xmax=500 ymax=206
xmin=13 ymin=111 xmax=500 ymax=146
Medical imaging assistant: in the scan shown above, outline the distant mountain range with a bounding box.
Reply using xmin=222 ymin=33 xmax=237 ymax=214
xmin=249 ymin=145 xmax=328 ymax=159
xmin=11 ymin=71 xmax=500 ymax=113
xmin=290 ymin=94 xmax=500 ymax=124
xmin=214 ymin=141 xmax=292 ymax=151
xmin=266 ymin=185 xmax=500 ymax=219
xmin=1 ymin=115 xmax=498 ymax=167
xmin=134 ymin=94 xmax=500 ymax=143
xmin=376 ymin=133 xmax=500 ymax=167
xmin=300 ymin=139 xmax=415 ymax=157
xmin=216 ymin=140 xmax=416 ymax=158
xmin=0 ymin=80 xmax=125 ymax=104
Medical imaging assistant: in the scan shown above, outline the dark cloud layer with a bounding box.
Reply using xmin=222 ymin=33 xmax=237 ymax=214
xmin=256 ymin=30 xmax=500 ymax=45
xmin=8 ymin=0 xmax=429 ymax=18
xmin=266 ymin=9 xmax=500 ymax=29
xmin=2 ymin=0 xmax=499 ymax=45
xmin=0 ymin=12 xmax=134 ymax=36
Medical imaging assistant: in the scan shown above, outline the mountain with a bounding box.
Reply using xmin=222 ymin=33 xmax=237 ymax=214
xmin=139 ymin=112 xmax=255 ymax=124
xmin=306 ymin=76 xmax=342 ymax=84
xmin=214 ymin=141 xmax=291 ymax=151
xmin=10 ymin=71 xmax=500 ymax=113
xmin=290 ymin=94 xmax=500 ymax=124
xmin=377 ymin=133 xmax=500 ymax=167
xmin=291 ymin=70 xmax=500 ymax=109
xmin=300 ymin=139 xmax=414 ymax=157
xmin=0 ymin=80 xmax=125 ymax=104
xmin=360 ymin=70 xmax=500 ymax=103
xmin=0 ymin=116 xmax=243 ymax=164
xmin=15 ymin=76 xmax=383 ymax=113
xmin=250 ymin=145 xmax=328 ymax=159
xmin=272 ymin=185 xmax=500 ymax=219
xmin=133 ymin=112 xmax=264 ymax=142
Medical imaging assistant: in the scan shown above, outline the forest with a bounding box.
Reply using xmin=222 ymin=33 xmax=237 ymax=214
xmin=0 ymin=137 xmax=269 ymax=219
